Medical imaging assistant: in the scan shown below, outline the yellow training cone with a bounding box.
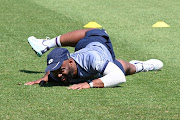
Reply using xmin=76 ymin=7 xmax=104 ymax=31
xmin=152 ymin=21 xmax=170 ymax=27
xmin=83 ymin=22 xmax=102 ymax=28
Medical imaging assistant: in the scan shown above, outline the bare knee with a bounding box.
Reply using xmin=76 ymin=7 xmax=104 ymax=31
xmin=116 ymin=59 xmax=136 ymax=75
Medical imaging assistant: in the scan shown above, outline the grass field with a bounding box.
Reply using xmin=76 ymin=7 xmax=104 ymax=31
xmin=0 ymin=0 xmax=180 ymax=119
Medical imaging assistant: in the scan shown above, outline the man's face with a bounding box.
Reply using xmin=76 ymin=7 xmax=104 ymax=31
xmin=51 ymin=60 xmax=74 ymax=85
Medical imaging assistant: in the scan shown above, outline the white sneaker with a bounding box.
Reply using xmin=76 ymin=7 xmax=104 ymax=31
xmin=129 ymin=59 xmax=163 ymax=72
xmin=28 ymin=36 xmax=50 ymax=57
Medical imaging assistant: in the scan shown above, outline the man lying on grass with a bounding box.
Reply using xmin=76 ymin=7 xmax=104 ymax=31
xmin=24 ymin=28 xmax=163 ymax=89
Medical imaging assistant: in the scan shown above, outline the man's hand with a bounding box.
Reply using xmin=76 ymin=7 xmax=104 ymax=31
xmin=24 ymin=72 xmax=50 ymax=85
xmin=24 ymin=79 xmax=42 ymax=85
xmin=67 ymin=79 xmax=104 ymax=90
xmin=67 ymin=82 xmax=90 ymax=90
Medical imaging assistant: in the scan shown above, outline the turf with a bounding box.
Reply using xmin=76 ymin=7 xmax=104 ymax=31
xmin=0 ymin=0 xmax=180 ymax=119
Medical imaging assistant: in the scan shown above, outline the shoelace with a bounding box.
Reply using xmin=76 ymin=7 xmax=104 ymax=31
xmin=142 ymin=63 xmax=154 ymax=72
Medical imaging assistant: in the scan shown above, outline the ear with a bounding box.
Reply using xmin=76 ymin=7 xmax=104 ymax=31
xmin=68 ymin=58 xmax=74 ymax=66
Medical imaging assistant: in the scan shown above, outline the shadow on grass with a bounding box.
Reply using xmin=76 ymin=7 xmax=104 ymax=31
xmin=19 ymin=70 xmax=44 ymax=74
xmin=39 ymin=81 xmax=67 ymax=87
xmin=39 ymin=83 xmax=123 ymax=88
xmin=39 ymin=82 xmax=123 ymax=88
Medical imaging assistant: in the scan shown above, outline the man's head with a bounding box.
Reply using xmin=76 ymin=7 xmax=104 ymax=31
xmin=45 ymin=48 xmax=70 ymax=73
xmin=45 ymin=48 xmax=77 ymax=84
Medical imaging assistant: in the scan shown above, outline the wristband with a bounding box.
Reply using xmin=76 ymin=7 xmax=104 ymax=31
xmin=87 ymin=80 xmax=94 ymax=88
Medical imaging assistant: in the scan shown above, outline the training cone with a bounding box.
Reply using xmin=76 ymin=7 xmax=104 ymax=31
xmin=152 ymin=21 xmax=170 ymax=27
xmin=83 ymin=22 xmax=102 ymax=28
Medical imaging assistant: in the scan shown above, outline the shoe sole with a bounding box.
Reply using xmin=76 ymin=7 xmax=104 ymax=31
xmin=27 ymin=37 xmax=42 ymax=57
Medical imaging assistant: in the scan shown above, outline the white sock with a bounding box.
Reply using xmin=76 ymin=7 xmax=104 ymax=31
xmin=43 ymin=35 xmax=61 ymax=48
xmin=133 ymin=63 xmax=143 ymax=72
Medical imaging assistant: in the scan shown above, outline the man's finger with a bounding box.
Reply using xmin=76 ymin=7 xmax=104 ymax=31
xmin=77 ymin=87 xmax=83 ymax=90
xmin=67 ymin=84 xmax=81 ymax=89
xmin=24 ymin=82 xmax=34 ymax=85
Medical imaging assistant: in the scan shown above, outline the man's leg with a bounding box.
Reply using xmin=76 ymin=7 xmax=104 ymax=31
xmin=116 ymin=59 xmax=136 ymax=75
xmin=117 ymin=59 xmax=163 ymax=75
xmin=28 ymin=29 xmax=95 ymax=56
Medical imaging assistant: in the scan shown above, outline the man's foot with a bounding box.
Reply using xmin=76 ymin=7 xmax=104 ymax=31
xmin=129 ymin=59 xmax=163 ymax=72
xmin=28 ymin=36 xmax=50 ymax=57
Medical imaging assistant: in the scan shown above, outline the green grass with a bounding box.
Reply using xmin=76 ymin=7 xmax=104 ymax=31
xmin=0 ymin=0 xmax=180 ymax=119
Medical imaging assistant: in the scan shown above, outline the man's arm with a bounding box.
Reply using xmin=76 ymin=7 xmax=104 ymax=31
xmin=24 ymin=71 xmax=50 ymax=85
xmin=67 ymin=79 xmax=104 ymax=90
xmin=60 ymin=28 xmax=95 ymax=47
xmin=67 ymin=62 xmax=126 ymax=90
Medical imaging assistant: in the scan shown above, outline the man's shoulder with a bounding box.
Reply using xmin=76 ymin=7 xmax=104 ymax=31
xmin=71 ymin=48 xmax=98 ymax=62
